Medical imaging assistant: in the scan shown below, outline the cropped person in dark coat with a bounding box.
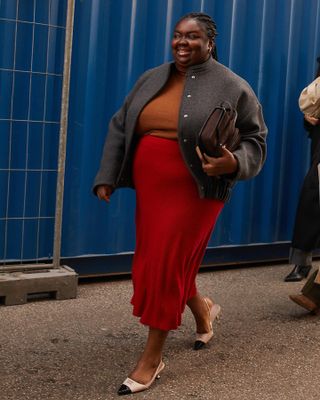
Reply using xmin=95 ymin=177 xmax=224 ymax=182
xmin=93 ymin=13 xmax=267 ymax=395
xmin=285 ymin=57 xmax=320 ymax=282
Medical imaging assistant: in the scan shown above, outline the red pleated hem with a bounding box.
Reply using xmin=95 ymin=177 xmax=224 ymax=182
xmin=130 ymin=285 xmax=197 ymax=331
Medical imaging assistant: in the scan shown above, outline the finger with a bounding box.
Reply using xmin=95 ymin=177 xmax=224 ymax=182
xmin=221 ymin=146 xmax=233 ymax=157
xmin=102 ymin=195 xmax=110 ymax=203
xmin=203 ymin=153 xmax=215 ymax=163
xmin=98 ymin=191 xmax=110 ymax=202
xmin=202 ymin=164 xmax=217 ymax=174
xmin=98 ymin=192 xmax=106 ymax=201
xmin=304 ymin=115 xmax=317 ymax=124
xmin=195 ymin=146 xmax=205 ymax=162
xmin=204 ymin=169 xmax=219 ymax=177
xmin=221 ymin=146 xmax=234 ymax=159
xmin=206 ymin=171 xmax=217 ymax=176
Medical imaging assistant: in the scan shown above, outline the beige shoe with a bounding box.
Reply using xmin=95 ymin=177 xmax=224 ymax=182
xmin=117 ymin=360 xmax=165 ymax=396
xmin=289 ymin=294 xmax=319 ymax=313
xmin=194 ymin=298 xmax=221 ymax=350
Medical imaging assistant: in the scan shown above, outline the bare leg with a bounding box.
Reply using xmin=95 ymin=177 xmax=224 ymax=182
xmin=129 ymin=328 xmax=168 ymax=384
xmin=187 ymin=294 xmax=213 ymax=333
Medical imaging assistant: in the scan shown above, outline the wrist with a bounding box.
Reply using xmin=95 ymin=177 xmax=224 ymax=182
xmin=223 ymin=155 xmax=239 ymax=179
xmin=230 ymin=154 xmax=238 ymax=174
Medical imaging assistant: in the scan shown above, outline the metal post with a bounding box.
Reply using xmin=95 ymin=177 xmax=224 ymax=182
xmin=53 ymin=0 xmax=76 ymax=268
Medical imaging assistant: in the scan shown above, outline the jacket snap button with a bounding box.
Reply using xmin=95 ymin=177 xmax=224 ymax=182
xmin=184 ymin=114 xmax=188 ymax=118
xmin=191 ymin=75 xmax=196 ymax=79
xmin=187 ymin=94 xmax=191 ymax=98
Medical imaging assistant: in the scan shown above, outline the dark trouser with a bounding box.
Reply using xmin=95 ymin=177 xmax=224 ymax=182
xmin=289 ymin=130 xmax=320 ymax=266
xmin=302 ymin=269 xmax=320 ymax=307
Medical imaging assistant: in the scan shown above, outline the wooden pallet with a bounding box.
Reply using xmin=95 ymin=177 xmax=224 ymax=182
xmin=0 ymin=265 xmax=78 ymax=306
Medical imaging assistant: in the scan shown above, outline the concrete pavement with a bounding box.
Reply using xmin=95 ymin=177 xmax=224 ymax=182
xmin=0 ymin=263 xmax=319 ymax=400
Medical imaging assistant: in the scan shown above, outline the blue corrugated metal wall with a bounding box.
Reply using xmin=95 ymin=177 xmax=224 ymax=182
xmin=1 ymin=0 xmax=320 ymax=272
xmin=62 ymin=0 xmax=320 ymax=266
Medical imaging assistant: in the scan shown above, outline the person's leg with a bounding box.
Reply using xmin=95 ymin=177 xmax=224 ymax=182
xmin=187 ymin=293 xmax=221 ymax=350
xmin=291 ymin=181 xmax=319 ymax=252
xmin=285 ymin=161 xmax=320 ymax=281
xmin=128 ymin=328 xmax=168 ymax=384
xmin=285 ymin=248 xmax=313 ymax=282
xmin=187 ymin=293 xmax=213 ymax=334
xmin=118 ymin=328 xmax=168 ymax=395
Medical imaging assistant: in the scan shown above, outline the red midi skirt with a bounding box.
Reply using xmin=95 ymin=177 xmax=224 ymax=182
xmin=131 ymin=135 xmax=224 ymax=331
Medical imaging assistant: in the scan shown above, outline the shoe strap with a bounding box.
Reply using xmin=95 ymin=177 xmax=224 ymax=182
xmin=122 ymin=361 xmax=165 ymax=393
xmin=195 ymin=330 xmax=214 ymax=343
xmin=122 ymin=378 xmax=147 ymax=393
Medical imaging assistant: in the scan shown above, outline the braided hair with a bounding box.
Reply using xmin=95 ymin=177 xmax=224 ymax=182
xmin=176 ymin=12 xmax=218 ymax=60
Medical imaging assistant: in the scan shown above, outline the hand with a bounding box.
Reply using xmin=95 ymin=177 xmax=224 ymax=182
xmin=96 ymin=184 xmax=113 ymax=203
xmin=304 ymin=114 xmax=320 ymax=126
xmin=196 ymin=146 xmax=238 ymax=177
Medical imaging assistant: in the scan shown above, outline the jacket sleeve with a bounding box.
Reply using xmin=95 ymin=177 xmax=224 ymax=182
xmin=92 ymin=71 xmax=151 ymax=194
xmin=232 ymin=88 xmax=268 ymax=180
xmin=92 ymin=103 xmax=127 ymax=193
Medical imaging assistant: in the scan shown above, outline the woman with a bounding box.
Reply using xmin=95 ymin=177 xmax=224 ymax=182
xmin=284 ymin=57 xmax=320 ymax=282
xmin=93 ymin=13 xmax=267 ymax=395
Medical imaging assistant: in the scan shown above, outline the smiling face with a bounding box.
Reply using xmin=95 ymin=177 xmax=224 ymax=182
xmin=171 ymin=18 xmax=213 ymax=73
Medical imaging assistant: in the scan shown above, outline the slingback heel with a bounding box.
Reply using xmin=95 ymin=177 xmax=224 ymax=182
xmin=117 ymin=360 xmax=165 ymax=396
xmin=194 ymin=298 xmax=221 ymax=350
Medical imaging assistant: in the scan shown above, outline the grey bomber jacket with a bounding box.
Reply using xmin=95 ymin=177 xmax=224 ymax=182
xmin=93 ymin=57 xmax=267 ymax=201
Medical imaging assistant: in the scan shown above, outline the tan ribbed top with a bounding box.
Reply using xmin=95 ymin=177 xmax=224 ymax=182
xmin=135 ymin=69 xmax=185 ymax=139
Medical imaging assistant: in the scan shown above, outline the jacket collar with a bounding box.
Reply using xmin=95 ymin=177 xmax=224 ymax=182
xmin=168 ymin=57 xmax=216 ymax=76
xmin=187 ymin=56 xmax=216 ymax=73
